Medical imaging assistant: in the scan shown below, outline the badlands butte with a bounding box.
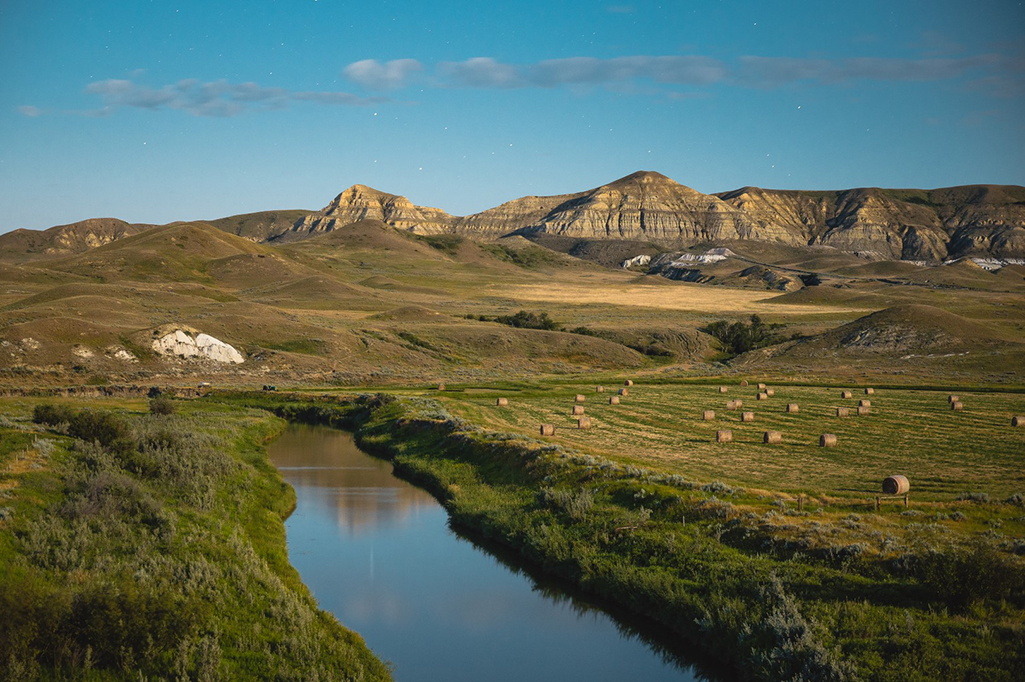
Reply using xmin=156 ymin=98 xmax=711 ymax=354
xmin=1 ymin=170 xmax=1024 ymax=387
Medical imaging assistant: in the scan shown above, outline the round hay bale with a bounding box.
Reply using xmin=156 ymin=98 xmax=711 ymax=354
xmin=702 ymin=410 xmax=715 ymax=421
xmin=951 ymin=401 xmax=963 ymax=411
xmin=757 ymin=393 xmax=768 ymax=401
xmin=726 ymin=400 xmax=737 ymax=410
xmin=865 ymin=388 xmax=875 ymax=395
xmin=841 ymin=390 xmax=852 ymax=399
xmin=882 ymin=475 xmax=910 ymax=495
xmin=765 ymin=388 xmax=775 ymax=397
xmin=740 ymin=380 xmax=749 ymax=387
xmin=733 ymin=399 xmax=743 ymax=408
xmin=836 ymin=407 xmax=850 ymax=417
xmin=741 ymin=411 xmax=755 ymax=422
xmin=624 ymin=380 xmax=634 ymax=387
xmin=948 ymin=394 xmax=959 ymax=403
xmin=575 ymin=394 xmax=586 ymax=403
xmin=609 ymin=396 xmax=620 ymax=405
xmin=496 ymin=397 xmax=508 ymax=406
xmin=540 ymin=424 xmax=555 ymax=436
xmin=764 ymin=431 xmax=782 ymax=444
xmin=716 ymin=430 xmax=733 ymax=443
xmin=619 ymin=388 xmax=629 ymax=396
xmin=786 ymin=403 xmax=799 ymax=413
xmin=859 ymin=399 xmax=871 ymax=407
xmin=857 ymin=406 xmax=870 ymax=416
xmin=577 ymin=416 xmax=592 ymax=430
xmin=596 ymin=386 xmax=605 ymax=393
xmin=820 ymin=434 xmax=838 ymax=447
xmin=757 ymin=383 xmax=767 ymax=390
xmin=1012 ymin=416 xmax=1025 ymax=427
xmin=572 ymin=405 xmax=585 ymax=415
xmin=719 ymin=386 xmax=728 ymax=394
xmin=437 ymin=383 xmax=446 ymax=391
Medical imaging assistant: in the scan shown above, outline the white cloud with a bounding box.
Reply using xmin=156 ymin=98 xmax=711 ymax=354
xmin=17 ymin=105 xmax=42 ymax=117
xmin=342 ymin=59 xmax=424 ymax=91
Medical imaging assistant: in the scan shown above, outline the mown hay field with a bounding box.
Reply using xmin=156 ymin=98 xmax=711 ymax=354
xmin=439 ymin=383 xmax=1025 ymax=500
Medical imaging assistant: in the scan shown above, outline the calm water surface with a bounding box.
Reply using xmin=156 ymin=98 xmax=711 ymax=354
xmin=268 ymin=424 xmax=709 ymax=682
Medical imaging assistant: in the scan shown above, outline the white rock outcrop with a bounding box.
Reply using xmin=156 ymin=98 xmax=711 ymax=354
xmin=152 ymin=329 xmax=244 ymax=364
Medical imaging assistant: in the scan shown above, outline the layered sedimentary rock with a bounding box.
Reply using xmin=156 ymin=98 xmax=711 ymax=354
xmin=290 ymin=184 xmax=455 ymax=237
xmin=0 ymin=218 xmax=148 ymax=260
xmin=455 ymin=193 xmax=586 ymax=238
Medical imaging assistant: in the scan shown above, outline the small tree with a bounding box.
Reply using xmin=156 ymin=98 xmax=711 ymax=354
xmin=149 ymin=396 xmax=175 ymax=416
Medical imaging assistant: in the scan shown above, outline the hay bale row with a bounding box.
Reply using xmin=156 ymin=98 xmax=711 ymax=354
xmin=820 ymin=434 xmax=838 ymax=447
xmin=836 ymin=407 xmax=850 ymax=417
xmin=882 ymin=474 xmax=910 ymax=494
xmin=841 ymin=390 xmax=852 ymax=399
xmin=786 ymin=403 xmax=799 ymax=413
xmin=575 ymin=394 xmax=586 ymax=403
xmin=764 ymin=431 xmax=782 ymax=444
xmin=540 ymin=424 xmax=555 ymax=436
xmin=1013 ymin=416 xmax=1025 ymax=427
xmin=572 ymin=405 xmax=585 ymax=415
xmin=757 ymin=393 xmax=768 ymax=401
xmin=609 ymin=396 xmax=620 ymax=405
xmin=741 ymin=411 xmax=755 ymax=422
xmin=951 ymin=401 xmax=963 ymax=411
xmin=577 ymin=417 xmax=592 ymax=430
xmin=716 ymin=430 xmax=733 ymax=443
xmin=719 ymin=386 xmax=728 ymax=393
xmin=496 ymin=397 xmax=508 ymax=406
xmin=865 ymin=388 xmax=875 ymax=395
xmin=702 ymin=410 xmax=715 ymax=421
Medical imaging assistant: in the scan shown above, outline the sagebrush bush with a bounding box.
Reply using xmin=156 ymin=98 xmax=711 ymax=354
xmin=149 ymin=396 xmax=175 ymax=416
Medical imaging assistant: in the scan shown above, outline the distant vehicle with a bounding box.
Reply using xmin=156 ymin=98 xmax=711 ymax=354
xmin=198 ymin=381 xmax=212 ymax=388
xmin=263 ymin=385 xmax=277 ymax=391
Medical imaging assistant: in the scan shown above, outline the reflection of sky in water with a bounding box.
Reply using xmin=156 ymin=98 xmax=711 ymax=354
xmin=269 ymin=424 xmax=699 ymax=682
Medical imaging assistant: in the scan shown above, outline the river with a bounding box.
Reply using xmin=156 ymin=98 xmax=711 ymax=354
xmin=268 ymin=423 xmax=709 ymax=681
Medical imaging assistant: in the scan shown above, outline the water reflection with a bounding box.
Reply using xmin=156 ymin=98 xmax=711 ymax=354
xmin=269 ymin=424 xmax=716 ymax=682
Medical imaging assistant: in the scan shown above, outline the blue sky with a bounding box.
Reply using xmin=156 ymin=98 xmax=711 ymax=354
xmin=1 ymin=0 xmax=1023 ymax=232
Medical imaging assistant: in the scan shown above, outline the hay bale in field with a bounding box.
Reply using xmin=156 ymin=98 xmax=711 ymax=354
xmin=575 ymin=394 xmax=586 ymax=403
xmin=865 ymin=388 xmax=875 ymax=395
xmin=882 ymin=475 xmax=910 ymax=495
xmin=859 ymin=399 xmax=871 ymax=408
xmin=740 ymin=380 xmax=749 ymax=387
xmin=572 ymin=405 xmax=585 ymax=415
xmin=786 ymin=403 xmax=799 ymax=413
xmin=716 ymin=430 xmax=733 ymax=443
xmin=766 ymin=388 xmax=775 ymax=397
xmin=741 ymin=411 xmax=755 ymax=422
xmin=836 ymin=407 xmax=850 ymax=417
xmin=857 ymin=406 xmax=870 ymax=416
xmin=496 ymin=397 xmax=508 ymax=406
xmin=758 ymin=383 xmax=767 ymax=390
xmin=609 ymin=396 xmax=620 ymax=405
xmin=596 ymin=386 xmax=605 ymax=393
xmin=734 ymin=399 xmax=743 ymax=408
xmin=726 ymin=400 xmax=737 ymax=410
xmin=702 ymin=410 xmax=715 ymax=421
xmin=764 ymin=431 xmax=782 ymax=444
xmin=719 ymin=386 xmax=728 ymax=394
xmin=437 ymin=383 xmax=446 ymax=391
xmin=951 ymin=401 xmax=963 ymax=411
xmin=1013 ymin=416 xmax=1024 ymax=427
xmin=577 ymin=416 xmax=592 ymax=429
xmin=540 ymin=424 xmax=555 ymax=436
xmin=948 ymin=394 xmax=959 ymax=403
xmin=820 ymin=434 xmax=838 ymax=447
xmin=624 ymin=380 xmax=634 ymax=387
xmin=841 ymin=390 xmax=852 ymax=399
xmin=619 ymin=388 xmax=629 ymax=396
xmin=757 ymin=393 xmax=768 ymax=401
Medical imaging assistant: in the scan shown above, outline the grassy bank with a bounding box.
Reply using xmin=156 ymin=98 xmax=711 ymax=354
xmin=0 ymin=397 xmax=391 ymax=681
xmin=225 ymin=390 xmax=1025 ymax=682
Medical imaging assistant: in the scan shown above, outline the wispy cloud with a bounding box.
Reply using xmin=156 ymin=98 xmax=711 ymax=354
xmin=74 ymin=78 xmax=384 ymax=117
xmin=16 ymin=105 xmax=42 ymax=117
xmin=342 ymin=59 xmax=424 ymax=91
xmin=734 ymin=54 xmax=1001 ymax=87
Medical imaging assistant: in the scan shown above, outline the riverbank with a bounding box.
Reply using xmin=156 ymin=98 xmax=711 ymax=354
xmin=225 ymin=390 xmax=1025 ymax=682
xmin=0 ymin=397 xmax=391 ymax=681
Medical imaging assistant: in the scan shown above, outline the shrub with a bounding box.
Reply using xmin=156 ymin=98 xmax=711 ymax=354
xmin=956 ymin=492 xmax=991 ymax=504
xmin=915 ymin=540 xmax=1025 ymax=610
xmin=494 ymin=310 xmax=559 ymax=331
xmin=149 ymin=396 xmax=176 ymax=416
xmin=32 ymin=404 xmax=75 ymax=426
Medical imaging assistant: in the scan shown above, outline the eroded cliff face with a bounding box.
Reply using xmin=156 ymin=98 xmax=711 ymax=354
xmin=290 ymin=184 xmax=455 ymax=237
xmin=0 ymin=218 xmax=148 ymax=259
xmin=455 ymin=193 xmax=586 ymax=237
